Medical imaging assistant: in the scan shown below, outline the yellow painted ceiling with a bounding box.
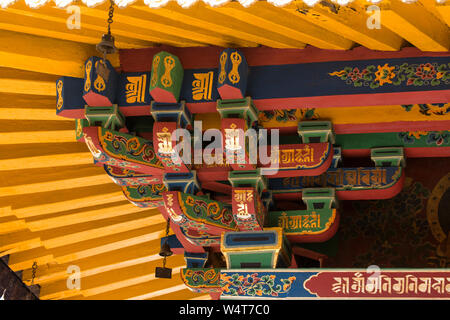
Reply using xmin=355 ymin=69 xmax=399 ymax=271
xmin=0 ymin=0 xmax=448 ymax=300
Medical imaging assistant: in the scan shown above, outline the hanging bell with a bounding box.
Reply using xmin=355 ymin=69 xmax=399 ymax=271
xmin=96 ymin=33 xmax=117 ymax=56
xmin=159 ymin=241 xmax=173 ymax=257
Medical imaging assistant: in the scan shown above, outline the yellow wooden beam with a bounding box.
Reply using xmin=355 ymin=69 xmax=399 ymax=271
xmin=0 ymin=8 xmax=155 ymax=49
xmin=0 ymin=107 xmax=67 ymax=121
xmin=418 ymin=0 xmax=448 ymax=25
xmin=0 ymin=130 xmax=76 ymax=144
xmin=379 ymin=0 xmax=449 ymax=51
xmin=190 ymin=294 xmax=213 ymax=300
xmin=42 ymin=213 xmax=165 ymax=249
xmin=139 ymin=2 xmax=305 ymax=48
xmin=78 ymin=5 xmax=228 ymax=47
xmin=0 ymin=78 xmax=55 ymax=96
xmin=0 ymin=29 xmax=98 ymax=77
xmin=85 ymin=280 xmax=186 ymax=300
xmin=0 ymin=206 xmax=13 ymax=218
xmin=53 ymin=226 xmax=166 ymax=264
xmin=83 ymin=266 xmax=184 ymax=298
xmin=435 ymin=2 xmax=450 ymax=27
xmin=0 ymin=219 xmax=27 ymax=235
xmin=7 ymin=218 xmax=165 ymax=271
xmin=7 ymin=226 xmax=165 ymax=273
xmin=0 ymin=152 xmax=93 ymax=171
xmin=83 ymin=266 xmax=186 ymax=300
xmin=132 ymin=5 xmax=259 ymax=47
xmin=211 ymin=2 xmax=353 ymax=50
xmin=0 ymin=230 xmax=42 ymax=256
xmin=0 ymin=173 xmax=112 ymax=196
xmin=26 ymin=202 xmax=151 ymax=232
xmin=131 ymin=284 xmax=187 ymax=301
xmin=1 ymin=165 xmax=104 ymax=188
xmin=11 ymin=2 xmax=205 ymax=47
xmin=0 ymin=142 xmax=87 ymax=162
xmin=39 ymin=257 xmax=185 ymax=300
xmin=22 ymin=240 xmax=161 ymax=285
xmin=1 ymin=119 xmax=75 ymax=133
xmin=13 ymin=190 xmax=124 ymax=219
xmin=153 ymin=288 xmax=209 ymax=300
xmin=285 ymin=1 xmax=403 ymax=51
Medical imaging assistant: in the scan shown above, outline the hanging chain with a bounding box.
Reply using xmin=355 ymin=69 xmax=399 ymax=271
xmin=165 ymin=218 xmax=171 ymax=237
xmin=162 ymin=218 xmax=171 ymax=268
xmin=31 ymin=262 xmax=38 ymax=286
xmin=107 ymin=0 xmax=115 ymax=35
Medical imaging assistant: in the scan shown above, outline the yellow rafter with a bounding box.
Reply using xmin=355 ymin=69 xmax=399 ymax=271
xmin=0 ymin=152 xmax=93 ymax=171
xmin=211 ymin=2 xmax=353 ymax=50
xmin=379 ymin=0 xmax=449 ymax=51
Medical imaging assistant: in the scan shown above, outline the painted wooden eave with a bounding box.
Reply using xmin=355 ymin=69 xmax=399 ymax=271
xmin=0 ymin=0 xmax=447 ymax=10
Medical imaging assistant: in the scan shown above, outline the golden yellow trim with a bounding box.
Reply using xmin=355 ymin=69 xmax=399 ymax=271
xmin=151 ymin=55 xmax=160 ymax=87
xmin=284 ymin=209 xmax=337 ymax=236
xmin=84 ymin=60 xmax=92 ymax=92
xmin=228 ymin=51 xmax=241 ymax=84
xmin=56 ymin=80 xmax=63 ymax=110
xmin=218 ymin=51 xmax=227 ymax=85
xmin=161 ymin=55 xmax=175 ymax=88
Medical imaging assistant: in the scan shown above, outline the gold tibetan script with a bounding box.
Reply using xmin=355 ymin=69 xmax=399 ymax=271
xmin=192 ymin=71 xmax=214 ymax=101
xmin=279 ymin=145 xmax=314 ymax=165
xmin=278 ymin=211 xmax=321 ymax=230
xmin=233 ymin=189 xmax=254 ymax=203
xmin=126 ymin=75 xmax=147 ymax=104
xmin=233 ymin=189 xmax=254 ymax=220
xmin=157 ymin=128 xmax=174 ymax=154
xmin=225 ymin=126 xmax=242 ymax=151
xmin=332 ymin=273 xmax=450 ymax=295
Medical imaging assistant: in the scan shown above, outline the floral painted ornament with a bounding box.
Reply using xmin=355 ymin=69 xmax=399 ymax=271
xmin=329 ymin=62 xmax=449 ymax=89
xmin=221 ymin=273 xmax=296 ymax=297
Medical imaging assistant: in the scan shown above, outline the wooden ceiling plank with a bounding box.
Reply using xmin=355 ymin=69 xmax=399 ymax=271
xmin=152 ymin=288 xmax=209 ymax=300
xmin=0 ymin=107 xmax=68 ymax=121
xmin=0 ymin=78 xmax=55 ymax=96
xmin=78 ymin=6 xmax=228 ymax=47
xmin=21 ymin=240 xmax=161 ymax=285
xmin=0 ymin=152 xmax=93 ymax=171
xmin=130 ymin=284 xmax=187 ymax=301
xmin=143 ymin=3 xmax=305 ymax=48
xmin=0 ymin=174 xmax=112 ymax=196
xmin=0 ymin=30 xmax=97 ymax=77
xmin=39 ymin=257 xmax=185 ymax=300
xmin=7 ymin=3 xmax=201 ymax=47
xmin=53 ymin=227 xmax=166 ymax=265
xmin=0 ymin=130 xmax=76 ymax=145
xmin=0 ymin=229 xmax=42 ymax=257
xmin=41 ymin=213 xmax=165 ymax=249
xmin=284 ymin=2 xmax=403 ymax=51
xmin=131 ymin=5 xmax=259 ymax=47
xmin=418 ymin=0 xmax=449 ymax=25
xmin=8 ymin=225 xmax=165 ymax=274
xmin=13 ymin=190 xmax=124 ymax=219
xmin=26 ymin=202 xmax=151 ymax=232
xmin=379 ymin=0 xmax=450 ymax=51
xmin=213 ymin=2 xmax=353 ymax=50
xmin=0 ymin=9 xmax=155 ymax=49
xmin=7 ymin=214 xmax=164 ymax=269
xmin=0 ymin=219 xmax=27 ymax=235
xmin=434 ymin=2 xmax=450 ymax=27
